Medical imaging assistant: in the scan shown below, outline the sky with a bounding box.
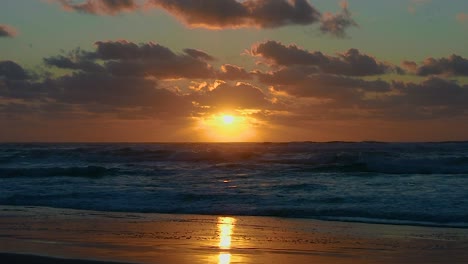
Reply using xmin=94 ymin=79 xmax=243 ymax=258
xmin=0 ymin=0 xmax=467 ymax=142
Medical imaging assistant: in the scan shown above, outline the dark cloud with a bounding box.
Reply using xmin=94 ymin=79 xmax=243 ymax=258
xmin=45 ymin=40 xmax=216 ymax=79
xmin=267 ymin=73 xmax=390 ymax=101
xmin=251 ymin=40 xmax=329 ymax=66
xmin=403 ymin=55 xmax=468 ymax=76
xmin=94 ymin=41 xmax=215 ymax=79
xmin=149 ymin=0 xmax=321 ymax=29
xmin=251 ymin=41 xmax=397 ymax=76
xmin=0 ymin=71 xmax=193 ymax=119
xmin=48 ymin=0 xmax=357 ymax=36
xmin=49 ymin=72 xmax=194 ymax=118
xmin=0 ymin=61 xmax=30 ymax=80
xmin=52 ymin=0 xmax=324 ymax=28
xmin=2 ymin=39 xmax=468 ymax=129
xmin=320 ymin=0 xmax=358 ymax=37
xmin=217 ymin=64 xmax=252 ymax=80
xmin=0 ymin=24 xmax=17 ymax=38
xmin=392 ymin=77 xmax=468 ymax=107
xmin=183 ymin=49 xmax=215 ymax=61
xmin=2 ymin=41 xmax=217 ymax=120
xmin=53 ymin=0 xmax=139 ymax=15
xmin=44 ymin=55 xmax=105 ymax=73
xmin=93 ymin=40 xmax=175 ymax=60
xmin=323 ymin=48 xmax=394 ymax=76
xmin=0 ymin=61 xmax=54 ymax=101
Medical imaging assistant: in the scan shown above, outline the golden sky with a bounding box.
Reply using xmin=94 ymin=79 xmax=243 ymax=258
xmin=0 ymin=0 xmax=467 ymax=142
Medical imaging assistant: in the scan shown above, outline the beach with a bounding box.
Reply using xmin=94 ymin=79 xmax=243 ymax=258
xmin=2 ymin=0 xmax=468 ymax=261
xmin=1 ymin=206 xmax=467 ymax=264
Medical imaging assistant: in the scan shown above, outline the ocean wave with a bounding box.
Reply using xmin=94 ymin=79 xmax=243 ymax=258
xmin=1 ymin=142 xmax=468 ymax=174
xmin=1 ymin=142 xmax=468 ymax=228
xmin=2 ymin=196 xmax=466 ymax=228
xmin=0 ymin=166 xmax=118 ymax=178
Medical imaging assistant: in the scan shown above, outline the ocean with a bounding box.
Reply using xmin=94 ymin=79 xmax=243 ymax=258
xmin=1 ymin=142 xmax=467 ymax=228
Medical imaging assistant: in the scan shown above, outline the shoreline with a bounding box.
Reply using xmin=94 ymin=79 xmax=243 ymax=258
xmin=0 ymin=253 xmax=132 ymax=264
xmin=1 ymin=206 xmax=468 ymax=263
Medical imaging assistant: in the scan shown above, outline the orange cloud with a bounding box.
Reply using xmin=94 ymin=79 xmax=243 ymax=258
xmin=457 ymin=13 xmax=468 ymax=23
xmin=0 ymin=24 xmax=17 ymax=38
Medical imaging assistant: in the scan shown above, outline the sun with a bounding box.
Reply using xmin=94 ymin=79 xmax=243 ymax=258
xmin=222 ymin=115 xmax=235 ymax=125
xmin=195 ymin=112 xmax=258 ymax=142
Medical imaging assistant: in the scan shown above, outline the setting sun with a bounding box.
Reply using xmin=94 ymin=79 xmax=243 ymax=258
xmin=222 ymin=115 xmax=235 ymax=125
xmin=194 ymin=112 xmax=258 ymax=142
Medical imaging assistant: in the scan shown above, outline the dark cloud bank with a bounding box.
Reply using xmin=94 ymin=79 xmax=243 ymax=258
xmin=403 ymin=55 xmax=468 ymax=76
xmin=51 ymin=0 xmax=357 ymax=36
xmin=1 ymin=40 xmax=468 ymax=127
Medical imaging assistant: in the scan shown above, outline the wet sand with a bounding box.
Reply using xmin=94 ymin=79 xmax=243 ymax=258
xmin=1 ymin=206 xmax=467 ymax=264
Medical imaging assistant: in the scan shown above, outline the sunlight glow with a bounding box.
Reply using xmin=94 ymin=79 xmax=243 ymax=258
xmin=195 ymin=113 xmax=258 ymax=142
xmin=222 ymin=115 xmax=235 ymax=125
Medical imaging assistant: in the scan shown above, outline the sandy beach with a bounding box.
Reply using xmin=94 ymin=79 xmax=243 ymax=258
xmin=1 ymin=206 xmax=467 ymax=264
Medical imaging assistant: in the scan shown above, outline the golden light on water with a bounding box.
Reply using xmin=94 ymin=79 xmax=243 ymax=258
xmin=217 ymin=217 xmax=236 ymax=264
xmin=218 ymin=253 xmax=231 ymax=264
xmin=218 ymin=216 xmax=235 ymax=249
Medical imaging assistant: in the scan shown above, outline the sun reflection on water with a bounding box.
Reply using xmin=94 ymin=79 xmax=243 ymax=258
xmin=218 ymin=217 xmax=235 ymax=249
xmin=218 ymin=253 xmax=231 ymax=264
xmin=217 ymin=217 xmax=236 ymax=264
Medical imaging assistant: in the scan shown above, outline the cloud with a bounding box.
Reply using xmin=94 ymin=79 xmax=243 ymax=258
xmin=50 ymin=72 xmax=194 ymax=119
xmin=92 ymin=40 xmax=175 ymax=60
xmin=52 ymin=0 xmax=139 ymax=15
xmin=250 ymin=45 xmax=468 ymax=121
xmin=263 ymin=73 xmax=390 ymax=101
xmin=324 ymin=48 xmax=398 ymax=76
xmin=1 ymin=69 xmax=193 ymax=120
xmin=387 ymin=77 xmax=468 ymax=119
xmin=267 ymin=71 xmax=468 ymax=120
xmin=0 ymin=61 xmax=30 ymax=80
xmin=45 ymin=40 xmax=216 ymax=79
xmin=0 ymin=24 xmax=17 ymax=38
xmin=251 ymin=41 xmax=397 ymax=76
xmin=2 ymin=39 xmax=468 ymax=133
xmin=251 ymin=40 xmax=328 ymax=66
xmin=257 ymin=70 xmax=468 ymax=121
xmin=183 ymin=48 xmax=215 ymax=61
xmin=217 ymin=64 xmax=253 ymax=80
xmin=393 ymin=77 xmax=468 ymax=107
xmin=0 ymin=61 xmax=48 ymax=100
xmin=44 ymin=55 xmax=105 ymax=73
xmin=2 ymin=41 xmax=220 ymax=120
xmin=149 ymin=0 xmax=321 ymax=29
xmin=457 ymin=13 xmax=468 ymax=23
xmin=403 ymin=55 xmax=468 ymax=76
xmin=319 ymin=0 xmax=358 ymax=37
xmin=194 ymin=81 xmax=270 ymax=109
xmin=48 ymin=0 xmax=357 ymax=36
